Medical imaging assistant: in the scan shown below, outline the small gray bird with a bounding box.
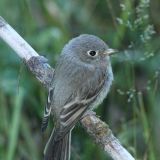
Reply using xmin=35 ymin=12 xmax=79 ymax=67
xmin=42 ymin=34 xmax=115 ymax=160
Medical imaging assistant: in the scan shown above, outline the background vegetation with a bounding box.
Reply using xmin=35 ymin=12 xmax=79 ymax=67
xmin=0 ymin=0 xmax=160 ymax=159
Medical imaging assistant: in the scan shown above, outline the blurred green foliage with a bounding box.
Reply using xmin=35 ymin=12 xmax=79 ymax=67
xmin=0 ymin=0 xmax=160 ymax=159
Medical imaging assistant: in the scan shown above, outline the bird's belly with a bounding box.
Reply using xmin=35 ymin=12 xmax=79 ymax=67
xmin=89 ymin=69 xmax=113 ymax=110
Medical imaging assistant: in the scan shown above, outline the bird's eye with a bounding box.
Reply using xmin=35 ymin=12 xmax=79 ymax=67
xmin=87 ymin=50 xmax=98 ymax=57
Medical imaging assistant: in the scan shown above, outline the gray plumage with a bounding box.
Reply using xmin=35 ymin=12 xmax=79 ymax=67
xmin=43 ymin=34 xmax=114 ymax=160
xmin=41 ymin=88 xmax=53 ymax=132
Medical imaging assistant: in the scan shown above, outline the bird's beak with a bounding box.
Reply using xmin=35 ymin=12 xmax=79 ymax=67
xmin=103 ymin=48 xmax=118 ymax=56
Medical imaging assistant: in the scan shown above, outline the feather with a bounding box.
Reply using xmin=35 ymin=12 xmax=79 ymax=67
xmin=41 ymin=88 xmax=54 ymax=132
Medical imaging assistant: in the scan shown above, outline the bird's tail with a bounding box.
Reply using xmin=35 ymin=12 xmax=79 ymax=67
xmin=44 ymin=129 xmax=71 ymax=160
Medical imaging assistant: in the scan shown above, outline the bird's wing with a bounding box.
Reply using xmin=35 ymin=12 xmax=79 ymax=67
xmin=54 ymin=78 xmax=106 ymax=141
xmin=41 ymin=88 xmax=54 ymax=132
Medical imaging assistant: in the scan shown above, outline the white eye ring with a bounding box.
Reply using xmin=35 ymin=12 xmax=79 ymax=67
xmin=87 ymin=50 xmax=99 ymax=57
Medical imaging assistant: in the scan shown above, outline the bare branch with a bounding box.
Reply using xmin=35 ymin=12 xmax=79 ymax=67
xmin=0 ymin=17 xmax=39 ymax=60
xmin=26 ymin=56 xmax=54 ymax=89
xmin=81 ymin=113 xmax=135 ymax=160
xmin=0 ymin=16 xmax=54 ymax=88
xmin=0 ymin=16 xmax=135 ymax=160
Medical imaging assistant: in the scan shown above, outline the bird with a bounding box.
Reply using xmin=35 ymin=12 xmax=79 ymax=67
xmin=42 ymin=34 xmax=115 ymax=160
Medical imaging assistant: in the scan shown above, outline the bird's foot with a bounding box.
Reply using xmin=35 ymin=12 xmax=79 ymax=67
xmin=81 ymin=110 xmax=96 ymax=120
